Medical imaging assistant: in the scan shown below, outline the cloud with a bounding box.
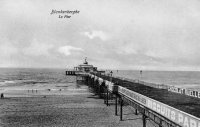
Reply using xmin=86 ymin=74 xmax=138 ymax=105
xmin=23 ymin=39 xmax=53 ymax=56
xmin=116 ymin=44 xmax=137 ymax=55
xmin=0 ymin=40 xmax=19 ymax=67
xmin=1 ymin=0 xmax=200 ymax=70
xmin=58 ymin=45 xmax=83 ymax=56
xmin=83 ymin=30 xmax=108 ymax=41
xmin=0 ymin=42 xmax=18 ymax=57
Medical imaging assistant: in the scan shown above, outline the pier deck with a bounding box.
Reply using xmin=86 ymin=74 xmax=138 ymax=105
xmin=98 ymin=74 xmax=200 ymax=118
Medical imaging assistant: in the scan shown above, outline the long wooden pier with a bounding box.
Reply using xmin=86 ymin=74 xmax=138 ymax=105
xmin=86 ymin=73 xmax=200 ymax=127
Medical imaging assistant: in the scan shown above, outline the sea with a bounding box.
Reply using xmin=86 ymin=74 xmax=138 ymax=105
xmin=1 ymin=68 xmax=200 ymax=96
xmin=0 ymin=68 xmax=89 ymax=97
xmin=112 ymin=70 xmax=200 ymax=90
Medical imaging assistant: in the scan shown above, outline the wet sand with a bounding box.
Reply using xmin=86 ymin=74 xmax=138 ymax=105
xmin=0 ymin=84 xmax=156 ymax=127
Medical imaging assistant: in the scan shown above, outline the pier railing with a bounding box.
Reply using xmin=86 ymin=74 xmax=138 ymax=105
xmin=87 ymin=73 xmax=200 ymax=127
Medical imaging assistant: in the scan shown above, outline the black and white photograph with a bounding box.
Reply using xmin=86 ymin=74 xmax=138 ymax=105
xmin=0 ymin=0 xmax=200 ymax=127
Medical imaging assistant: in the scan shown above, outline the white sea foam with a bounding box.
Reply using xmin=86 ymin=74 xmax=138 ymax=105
xmin=4 ymin=81 xmax=15 ymax=83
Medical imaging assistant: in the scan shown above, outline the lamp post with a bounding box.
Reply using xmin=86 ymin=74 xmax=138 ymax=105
xmin=140 ymin=70 xmax=142 ymax=80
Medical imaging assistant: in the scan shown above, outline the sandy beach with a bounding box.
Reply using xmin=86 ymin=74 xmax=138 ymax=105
xmin=0 ymin=82 xmax=157 ymax=127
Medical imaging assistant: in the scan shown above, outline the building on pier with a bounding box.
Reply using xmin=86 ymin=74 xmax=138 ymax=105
xmin=66 ymin=57 xmax=105 ymax=78
xmin=74 ymin=57 xmax=97 ymax=73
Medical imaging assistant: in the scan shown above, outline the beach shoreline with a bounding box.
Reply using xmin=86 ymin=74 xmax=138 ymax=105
xmin=0 ymin=86 xmax=156 ymax=127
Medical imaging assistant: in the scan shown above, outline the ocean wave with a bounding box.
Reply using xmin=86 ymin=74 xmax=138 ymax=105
xmin=0 ymin=80 xmax=16 ymax=86
xmin=4 ymin=81 xmax=15 ymax=84
xmin=21 ymin=80 xmax=49 ymax=84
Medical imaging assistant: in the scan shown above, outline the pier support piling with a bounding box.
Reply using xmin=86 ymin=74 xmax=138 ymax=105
xmin=159 ymin=120 xmax=162 ymax=127
xmin=142 ymin=115 xmax=147 ymax=127
xmin=120 ymin=97 xmax=123 ymax=121
xmin=106 ymin=88 xmax=109 ymax=106
xmin=104 ymin=88 xmax=106 ymax=104
xmin=115 ymin=96 xmax=118 ymax=116
xmin=98 ymin=85 xmax=100 ymax=96
xmin=103 ymin=86 xmax=107 ymax=104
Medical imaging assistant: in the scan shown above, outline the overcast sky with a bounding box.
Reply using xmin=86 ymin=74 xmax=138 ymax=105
xmin=1 ymin=0 xmax=200 ymax=71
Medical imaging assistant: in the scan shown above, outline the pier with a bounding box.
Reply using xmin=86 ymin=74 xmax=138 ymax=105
xmin=65 ymin=58 xmax=200 ymax=127
xmin=86 ymin=73 xmax=200 ymax=127
xmin=65 ymin=70 xmax=76 ymax=75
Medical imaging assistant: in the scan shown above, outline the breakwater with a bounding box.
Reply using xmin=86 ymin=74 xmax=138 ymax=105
xmin=87 ymin=73 xmax=200 ymax=127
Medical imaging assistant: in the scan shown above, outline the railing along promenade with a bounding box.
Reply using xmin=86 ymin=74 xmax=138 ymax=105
xmin=86 ymin=73 xmax=200 ymax=127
